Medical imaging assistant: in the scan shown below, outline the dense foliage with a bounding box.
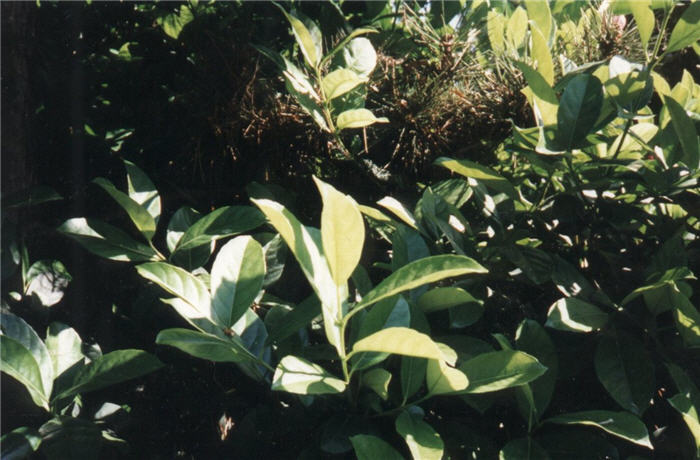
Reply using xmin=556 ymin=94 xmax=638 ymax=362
xmin=2 ymin=1 xmax=700 ymax=458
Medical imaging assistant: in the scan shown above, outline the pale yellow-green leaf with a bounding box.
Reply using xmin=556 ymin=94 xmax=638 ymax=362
xmin=280 ymin=9 xmax=319 ymax=69
xmin=321 ymin=69 xmax=367 ymax=100
xmin=487 ymin=10 xmax=506 ymax=55
xmin=272 ymin=355 xmax=346 ymax=394
xmin=525 ymin=0 xmax=553 ymax=41
xmin=336 ymin=108 xmax=388 ymax=130
xmin=530 ymin=23 xmax=554 ymax=85
xmin=426 ymin=359 xmax=469 ymax=395
xmin=351 ymin=327 xmax=443 ymax=360
xmin=629 ymin=0 xmax=654 ymax=49
xmin=507 ymin=7 xmax=529 ymax=50
xmin=376 ymin=197 xmax=418 ymax=229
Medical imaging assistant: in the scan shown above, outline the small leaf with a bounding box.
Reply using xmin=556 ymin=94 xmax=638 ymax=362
xmin=124 ymin=160 xmax=161 ymax=224
xmin=361 ymin=368 xmax=392 ymax=400
xmin=435 ymin=157 xmax=516 ymax=199
xmin=156 ymin=328 xmax=254 ymax=363
xmin=322 ymin=68 xmax=367 ymax=100
xmin=395 ymin=411 xmax=444 ymax=460
xmin=556 ymin=74 xmax=603 ymax=150
xmin=665 ymin=1 xmax=700 ymax=54
xmin=173 ymin=206 xmax=265 ymax=253
xmin=350 ymin=434 xmax=404 ymax=460
xmin=460 ymin=350 xmax=547 ymax=393
xmin=58 ymin=218 xmax=158 ymax=262
xmin=352 ymin=327 xmax=443 ymax=360
xmin=515 ymin=319 xmax=558 ymax=422
xmin=500 ymin=437 xmax=550 ymax=460
xmin=545 ymin=298 xmax=609 ymax=333
xmin=272 ymin=355 xmax=346 ymax=395
xmin=417 ymin=286 xmax=482 ymax=313
xmin=158 ymin=4 xmax=193 ymax=39
xmin=211 ymin=236 xmax=265 ymax=327
xmin=545 ymin=410 xmax=653 ymax=449
xmin=506 ymin=7 xmax=528 ymax=49
xmin=166 ymin=207 xmax=212 ymax=269
xmin=336 ymin=108 xmax=388 ymax=130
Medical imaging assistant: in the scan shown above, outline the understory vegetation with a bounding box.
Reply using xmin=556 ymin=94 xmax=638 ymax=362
xmin=2 ymin=1 xmax=700 ymax=458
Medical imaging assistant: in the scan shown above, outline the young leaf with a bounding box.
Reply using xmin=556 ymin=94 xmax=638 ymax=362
xmin=434 ymin=157 xmax=516 ymax=199
xmin=665 ymin=1 xmax=700 ymax=54
xmin=556 ymin=74 xmax=603 ymax=150
xmin=499 ymin=437 xmax=550 ymax=460
xmin=459 ymin=350 xmax=547 ymax=394
xmin=322 ymin=69 xmax=368 ymax=100
xmin=351 ymin=327 xmax=443 ymax=360
xmin=342 ymin=37 xmax=377 ymax=78
xmin=271 ymin=355 xmax=346 ymax=395
xmin=595 ymin=331 xmax=655 ymax=415
xmin=92 ymin=178 xmax=157 ymax=241
xmin=322 ymin=28 xmax=377 ymax=67
xmin=395 ymin=410 xmax=444 ymax=460
xmin=354 ymin=255 xmax=487 ymax=312
xmin=525 ymin=0 xmax=553 ymax=40
xmin=211 ymin=236 xmax=265 ymax=327
xmin=156 ymin=328 xmax=254 ymax=363
xmin=58 ymin=218 xmax=159 ymax=262
xmin=172 ymin=206 xmax=265 ymax=253
xmin=530 ymin=24 xmax=554 ymax=85
xmin=277 ymin=6 xmax=320 ymax=69
xmin=506 ymin=7 xmax=528 ymax=50
xmin=350 ymin=434 xmax=404 ymax=460
xmin=166 ymin=207 xmax=213 ymax=269
xmin=314 ymin=177 xmax=365 ymax=285
xmin=629 ymin=1 xmax=654 ymax=49
xmin=663 ymin=95 xmax=700 ymax=168
xmin=336 ymin=108 xmax=388 ymax=130
xmin=124 ymin=160 xmax=161 ymax=223
xmin=545 ymin=410 xmax=653 ymax=449
xmin=487 ymin=11 xmax=506 ymax=55
xmin=545 ymin=298 xmax=609 ymax=333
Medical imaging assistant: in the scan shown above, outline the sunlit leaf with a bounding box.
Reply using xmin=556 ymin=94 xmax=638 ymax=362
xmin=545 ymin=410 xmax=653 ymax=448
xmin=460 ymin=350 xmax=547 ymax=393
xmin=271 ymin=355 xmax=346 ymax=394
xmin=58 ymin=218 xmax=158 ymax=262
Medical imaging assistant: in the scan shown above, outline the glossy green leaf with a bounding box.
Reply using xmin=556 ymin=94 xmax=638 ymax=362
xmin=173 ymin=206 xmax=264 ymax=253
xmin=629 ymin=1 xmax=654 ymax=48
xmin=663 ymin=95 xmax=699 ymax=168
xmin=665 ymin=1 xmax=700 ymax=54
xmin=322 ymin=69 xmax=367 ymax=100
xmin=351 ymin=327 xmax=443 ymax=360
xmin=271 ymin=355 xmax=346 ymax=395
xmin=500 ymin=437 xmax=550 ymax=460
xmin=401 ymin=356 xmax=428 ymax=400
xmin=668 ymin=393 xmax=700 ymax=458
xmin=266 ymin=294 xmax=321 ymax=344
xmin=530 ymin=23 xmax=554 ymax=85
xmin=435 ymin=157 xmax=516 ymax=199
xmin=361 ymin=368 xmax=392 ymax=400
xmin=526 ymin=0 xmax=553 ymax=41
xmin=460 ymin=350 xmax=547 ymax=393
xmin=417 ymin=286 xmax=482 ymax=313
xmin=124 ymin=160 xmax=160 ymax=223
xmin=93 ymin=177 xmax=156 ymax=241
xmin=0 ymin=426 xmax=41 ymax=460
xmin=605 ymin=62 xmax=654 ymax=113
xmin=58 ymin=218 xmax=158 ymax=262
xmin=395 ymin=410 xmax=444 ymax=460
xmin=671 ymin=285 xmax=700 ymax=347
xmin=336 ymin=108 xmax=388 ymax=130
xmin=45 ymin=323 xmax=84 ymax=377
xmin=53 ymin=349 xmax=163 ymax=401
xmin=352 ymin=296 xmax=410 ymax=370
xmin=515 ymin=61 xmax=559 ymax=126
xmin=545 ymin=410 xmax=652 ymax=448
xmin=546 ymin=298 xmax=609 ymax=333
xmin=278 ymin=7 xmax=319 ymax=69
xmin=315 ymin=177 xmax=365 ymax=285
xmin=156 ymin=328 xmax=253 ymax=363
xmin=350 ymin=434 xmax=404 ymax=460
xmin=24 ymin=260 xmax=72 ymax=307
xmin=355 ymin=255 xmax=487 ymax=312
xmin=377 ymin=197 xmax=419 ymax=229
xmin=426 ymin=356 xmax=469 ymax=395
xmin=211 ymin=236 xmax=265 ymax=327
xmin=595 ymin=331 xmax=655 ymax=415
xmin=343 ymin=37 xmax=377 ymax=78
xmin=556 ymin=74 xmax=603 ymax=150
xmin=136 ymin=262 xmax=213 ymax=321
xmin=391 ymin=225 xmax=429 ymax=272
xmin=166 ymin=207 xmax=213 ymax=269
xmin=515 ymin=319 xmax=558 ymax=422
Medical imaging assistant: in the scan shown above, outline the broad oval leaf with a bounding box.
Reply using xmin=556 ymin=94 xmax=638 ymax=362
xmin=336 ymin=108 xmax=388 ymax=130
xmin=506 ymin=7 xmax=528 ymax=49
xmin=342 ymin=37 xmax=377 ymax=78
xmin=355 ymin=254 xmax=487 ymax=312
xmin=172 ymin=206 xmax=264 ymax=254
xmin=314 ymin=177 xmax=365 ymax=285
xmin=321 ymin=69 xmax=367 ymax=100
xmin=124 ymin=160 xmax=160 ymax=223
xmin=629 ymin=1 xmax=655 ymax=48
xmin=665 ymin=1 xmax=700 ymax=54
xmin=45 ymin=323 xmax=84 ymax=377
xmin=58 ymin=218 xmax=158 ymax=262
xmin=156 ymin=328 xmax=253 ymax=363
xmin=93 ymin=177 xmax=157 ymax=240
xmin=460 ymin=350 xmax=547 ymax=394
xmin=595 ymin=331 xmax=655 ymax=415
xmin=351 ymin=327 xmax=443 ymax=360
xmin=395 ymin=410 xmax=444 ymax=460
xmin=546 ymin=298 xmax=609 ymax=333
xmin=361 ymin=368 xmax=392 ymax=400
xmin=417 ymin=286 xmax=482 ymax=313
xmin=271 ymin=355 xmax=346 ymax=395
xmin=435 ymin=157 xmax=516 ymax=199
xmin=545 ymin=410 xmax=653 ymax=449
xmin=487 ymin=10 xmax=506 ymax=55
xmin=350 ymin=434 xmax=404 ymax=460
xmin=211 ymin=236 xmax=265 ymax=327
xmin=166 ymin=207 xmax=212 ymax=269
xmin=426 ymin=357 xmax=469 ymax=395
xmin=556 ymin=74 xmax=603 ymax=150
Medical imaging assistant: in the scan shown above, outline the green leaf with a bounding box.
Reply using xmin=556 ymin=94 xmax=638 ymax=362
xmin=123 ymin=160 xmax=160 ymax=224
xmin=530 ymin=23 xmax=554 ymax=85
xmin=350 ymin=434 xmax=404 ymax=460
xmin=515 ymin=320 xmax=558 ymax=422
xmin=500 ymin=437 xmax=550 ymax=460
xmin=545 ymin=298 xmax=609 ymax=333
xmin=156 ymin=328 xmax=253 ymax=363
xmin=506 ymin=7 xmax=528 ymax=49
xmin=166 ymin=207 xmax=212 ymax=269
xmin=459 ymin=350 xmax=547 ymax=393
xmin=629 ymin=1 xmax=654 ymax=49
xmin=136 ymin=262 xmax=213 ymax=322
xmin=0 ymin=312 xmax=53 ymax=408
xmin=395 ymin=411 xmax=444 ymax=460
xmin=418 ymin=286 xmax=482 ymax=314
xmin=24 ymin=260 xmax=72 ymax=307
xmin=323 ymin=28 xmax=377 ymax=67
xmin=0 ymin=426 xmax=42 ymax=460
xmin=173 ymin=206 xmax=265 ymax=253
xmin=361 ymin=368 xmax=392 ymax=400
xmin=355 ymin=255 xmax=487 ymax=312
xmin=58 ymin=218 xmax=158 ymax=262
xmin=665 ymin=1 xmax=700 ymax=54
xmin=271 ymin=355 xmax=346 ymax=395
xmin=352 ymin=296 xmax=410 ymax=370
xmin=391 ymin=225 xmax=429 ymax=272
xmin=663 ymin=95 xmax=699 ymax=168
xmin=266 ymin=294 xmax=321 ymax=344
xmin=53 ymin=349 xmax=162 ymax=401
xmin=314 ymin=177 xmax=365 ymax=285
xmin=670 ymin=284 xmax=700 ymax=347
xmin=487 ymin=10 xmax=506 ymax=55
xmin=158 ymin=4 xmax=193 ymax=39
xmin=525 ymin=0 xmax=553 ymax=41
xmin=435 ymin=157 xmax=516 ymax=199
xmin=351 ymin=327 xmax=443 ymax=360
xmin=668 ymin=393 xmax=700 ymax=458
xmin=322 ymin=68 xmax=368 ymax=100
xmin=277 ymin=7 xmax=320 ymax=69
xmin=402 ymin=356 xmax=428 ymax=400
xmin=211 ymin=236 xmax=265 ymax=327
xmin=595 ymin=331 xmax=655 ymax=415
xmin=342 ymin=37 xmax=377 ymax=78
xmin=426 ymin=356 xmax=469 ymax=395
xmin=545 ymin=410 xmax=652 ymax=449
xmin=336 ymin=108 xmax=388 ymax=130
xmin=377 ymin=197 xmax=419 ymax=229
xmin=515 ymin=61 xmax=559 ymax=126
xmin=45 ymin=323 xmax=84 ymax=377
xmin=556 ymin=74 xmax=603 ymax=150
xmin=605 ymin=59 xmax=654 ymax=114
